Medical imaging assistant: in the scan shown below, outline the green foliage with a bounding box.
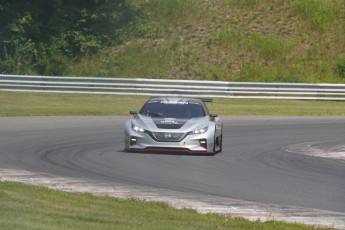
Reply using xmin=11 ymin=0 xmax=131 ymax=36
xmin=239 ymin=62 xmax=273 ymax=82
xmin=2 ymin=0 xmax=345 ymax=84
xmin=0 ymin=39 xmax=36 ymax=75
xmin=216 ymin=31 xmax=293 ymax=60
xmin=217 ymin=29 xmax=244 ymax=48
xmin=0 ymin=0 xmax=139 ymax=75
xmin=249 ymin=34 xmax=292 ymax=59
xmin=113 ymin=41 xmax=172 ymax=78
xmin=67 ymin=41 xmax=174 ymax=78
xmin=295 ymin=0 xmax=341 ymax=31
xmin=229 ymin=0 xmax=259 ymax=7
xmin=337 ymin=58 xmax=345 ymax=78
xmin=143 ymin=0 xmax=201 ymax=25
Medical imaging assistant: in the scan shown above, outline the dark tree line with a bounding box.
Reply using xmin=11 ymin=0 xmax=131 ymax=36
xmin=0 ymin=0 xmax=139 ymax=75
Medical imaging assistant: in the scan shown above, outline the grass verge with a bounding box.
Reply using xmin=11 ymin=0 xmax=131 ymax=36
xmin=1 ymin=91 xmax=345 ymax=116
xmin=0 ymin=181 xmax=323 ymax=230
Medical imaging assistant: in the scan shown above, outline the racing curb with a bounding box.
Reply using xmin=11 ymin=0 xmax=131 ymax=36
xmin=1 ymin=168 xmax=344 ymax=229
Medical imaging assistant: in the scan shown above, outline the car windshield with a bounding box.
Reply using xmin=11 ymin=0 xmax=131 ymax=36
xmin=139 ymin=100 xmax=206 ymax=119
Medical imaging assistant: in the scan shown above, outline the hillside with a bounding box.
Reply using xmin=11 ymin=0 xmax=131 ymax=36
xmin=2 ymin=1 xmax=345 ymax=83
xmin=66 ymin=0 xmax=345 ymax=83
xmin=65 ymin=0 xmax=345 ymax=82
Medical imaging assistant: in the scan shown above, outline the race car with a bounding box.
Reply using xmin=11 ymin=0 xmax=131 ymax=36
xmin=125 ymin=97 xmax=222 ymax=154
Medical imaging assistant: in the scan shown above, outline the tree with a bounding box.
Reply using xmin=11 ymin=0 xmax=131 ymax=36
xmin=0 ymin=0 xmax=137 ymax=75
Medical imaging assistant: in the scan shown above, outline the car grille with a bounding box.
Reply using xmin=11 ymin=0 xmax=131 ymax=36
xmin=150 ymin=132 xmax=186 ymax=142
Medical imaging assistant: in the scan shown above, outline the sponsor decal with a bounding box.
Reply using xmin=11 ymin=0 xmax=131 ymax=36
xmin=148 ymin=100 xmax=159 ymax=103
xmin=164 ymin=133 xmax=172 ymax=139
xmin=160 ymin=118 xmax=180 ymax=124
xmin=160 ymin=101 xmax=189 ymax=105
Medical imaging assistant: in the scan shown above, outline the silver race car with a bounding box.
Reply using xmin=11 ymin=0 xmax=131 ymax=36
xmin=125 ymin=97 xmax=222 ymax=154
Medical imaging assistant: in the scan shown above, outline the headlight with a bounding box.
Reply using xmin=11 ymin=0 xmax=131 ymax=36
xmin=191 ymin=126 xmax=208 ymax=135
xmin=132 ymin=124 xmax=145 ymax=133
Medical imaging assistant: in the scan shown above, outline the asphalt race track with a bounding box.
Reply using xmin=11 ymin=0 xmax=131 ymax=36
xmin=1 ymin=116 xmax=345 ymax=214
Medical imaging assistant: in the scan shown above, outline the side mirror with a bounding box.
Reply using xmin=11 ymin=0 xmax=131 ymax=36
xmin=210 ymin=113 xmax=218 ymax=121
xmin=130 ymin=110 xmax=138 ymax=116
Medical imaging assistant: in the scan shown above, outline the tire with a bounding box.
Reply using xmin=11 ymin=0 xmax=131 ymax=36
xmin=212 ymin=129 xmax=223 ymax=155
xmin=124 ymin=137 xmax=129 ymax=152
xmin=213 ymin=129 xmax=222 ymax=154
xmin=218 ymin=133 xmax=222 ymax=153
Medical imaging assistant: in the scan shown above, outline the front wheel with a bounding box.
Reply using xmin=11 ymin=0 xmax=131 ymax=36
xmin=213 ymin=131 xmax=222 ymax=154
xmin=124 ymin=137 xmax=130 ymax=152
xmin=217 ymin=134 xmax=222 ymax=153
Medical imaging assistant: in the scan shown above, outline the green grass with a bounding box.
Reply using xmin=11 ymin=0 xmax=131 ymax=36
xmin=295 ymin=0 xmax=341 ymax=31
xmin=248 ymin=33 xmax=292 ymax=59
xmin=210 ymin=98 xmax=345 ymax=116
xmin=1 ymin=91 xmax=345 ymax=116
xmin=66 ymin=0 xmax=345 ymax=84
xmin=0 ymin=91 xmax=147 ymax=116
xmin=0 ymin=181 xmax=325 ymax=230
xmin=71 ymin=41 xmax=175 ymax=78
xmin=142 ymin=0 xmax=203 ymax=27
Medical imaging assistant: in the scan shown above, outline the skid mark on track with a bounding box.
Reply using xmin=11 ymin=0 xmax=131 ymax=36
xmin=1 ymin=168 xmax=345 ymax=229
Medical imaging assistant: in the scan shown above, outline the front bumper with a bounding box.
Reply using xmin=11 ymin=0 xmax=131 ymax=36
xmin=125 ymin=130 xmax=214 ymax=154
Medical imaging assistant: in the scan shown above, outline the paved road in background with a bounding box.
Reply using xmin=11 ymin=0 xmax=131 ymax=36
xmin=1 ymin=116 xmax=344 ymax=213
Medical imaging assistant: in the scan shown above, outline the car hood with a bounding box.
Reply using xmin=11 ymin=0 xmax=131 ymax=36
xmin=133 ymin=114 xmax=209 ymax=132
